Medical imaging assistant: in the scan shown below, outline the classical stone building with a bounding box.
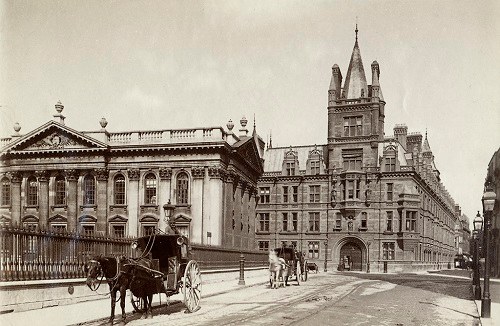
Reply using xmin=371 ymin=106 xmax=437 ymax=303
xmin=0 ymin=105 xmax=264 ymax=250
xmin=255 ymin=28 xmax=461 ymax=272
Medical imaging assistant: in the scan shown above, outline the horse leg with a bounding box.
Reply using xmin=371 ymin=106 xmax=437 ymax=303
xmin=147 ymin=294 xmax=153 ymax=319
xmin=120 ymin=286 xmax=127 ymax=322
xmin=109 ymin=288 xmax=116 ymax=324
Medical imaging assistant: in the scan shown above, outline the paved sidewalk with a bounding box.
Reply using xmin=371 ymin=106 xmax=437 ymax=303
xmin=0 ymin=270 xmax=269 ymax=326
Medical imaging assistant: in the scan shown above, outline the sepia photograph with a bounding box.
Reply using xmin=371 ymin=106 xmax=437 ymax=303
xmin=0 ymin=1 xmax=499 ymax=325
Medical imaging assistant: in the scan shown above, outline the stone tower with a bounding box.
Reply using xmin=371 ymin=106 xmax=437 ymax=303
xmin=327 ymin=25 xmax=386 ymax=172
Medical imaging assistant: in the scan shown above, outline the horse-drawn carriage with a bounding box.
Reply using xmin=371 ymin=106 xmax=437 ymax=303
xmin=85 ymin=232 xmax=201 ymax=323
xmin=128 ymin=233 xmax=202 ymax=314
xmin=269 ymin=246 xmax=307 ymax=287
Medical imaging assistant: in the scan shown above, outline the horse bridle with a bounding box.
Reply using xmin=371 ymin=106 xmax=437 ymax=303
xmin=86 ymin=259 xmax=105 ymax=292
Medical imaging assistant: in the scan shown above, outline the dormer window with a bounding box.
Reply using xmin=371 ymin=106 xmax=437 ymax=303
xmin=282 ymin=147 xmax=299 ymax=176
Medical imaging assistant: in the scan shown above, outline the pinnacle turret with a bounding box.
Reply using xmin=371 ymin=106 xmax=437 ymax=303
xmin=343 ymin=27 xmax=368 ymax=99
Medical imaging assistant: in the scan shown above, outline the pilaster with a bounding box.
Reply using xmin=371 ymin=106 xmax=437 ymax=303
xmin=10 ymin=172 xmax=22 ymax=225
xmin=127 ymin=169 xmax=140 ymax=237
xmin=35 ymin=170 xmax=49 ymax=227
xmin=95 ymin=168 xmax=108 ymax=235
xmin=65 ymin=169 xmax=79 ymax=232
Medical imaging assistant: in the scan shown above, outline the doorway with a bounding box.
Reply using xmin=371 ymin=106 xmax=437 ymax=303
xmin=340 ymin=241 xmax=363 ymax=271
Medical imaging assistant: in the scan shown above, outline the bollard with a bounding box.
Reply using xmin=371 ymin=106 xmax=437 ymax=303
xmin=238 ymin=253 xmax=245 ymax=285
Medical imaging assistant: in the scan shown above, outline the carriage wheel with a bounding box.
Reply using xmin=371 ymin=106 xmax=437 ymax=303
xmin=130 ymin=290 xmax=146 ymax=313
xmin=183 ymin=260 xmax=202 ymax=313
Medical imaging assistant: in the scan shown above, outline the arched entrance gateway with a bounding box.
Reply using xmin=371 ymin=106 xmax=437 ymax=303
xmin=338 ymin=237 xmax=366 ymax=271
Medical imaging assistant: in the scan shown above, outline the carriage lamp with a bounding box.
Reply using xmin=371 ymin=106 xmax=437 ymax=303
xmin=480 ymin=185 xmax=496 ymax=318
xmin=131 ymin=241 xmax=138 ymax=249
xmin=163 ymin=200 xmax=175 ymax=222
xmin=474 ymin=211 xmax=483 ymax=233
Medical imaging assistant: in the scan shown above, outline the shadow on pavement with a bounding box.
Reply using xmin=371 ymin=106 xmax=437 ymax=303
xmin=342 ymin=271 xmax=474 ymax=300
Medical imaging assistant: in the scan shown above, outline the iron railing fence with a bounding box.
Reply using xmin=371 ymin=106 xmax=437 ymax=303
xmin=0 ymin=224 xmax=269 ymax=282
xmin=0 ymin=224 xmax=134 ymax=282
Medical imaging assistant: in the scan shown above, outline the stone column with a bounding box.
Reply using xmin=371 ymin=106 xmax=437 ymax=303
xmin=127 ymin=169 xmax=140 ymax=237
xmin=65 ymin=169 xmax=78 ymax=232
xmin=10 ymin=172 xmax=22 ymax=225
xmin=36 ymin=170 xmax=49 ymax=227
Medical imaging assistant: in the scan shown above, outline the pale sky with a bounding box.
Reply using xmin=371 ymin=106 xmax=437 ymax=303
xmin=1 ymin=0 xmax=499 ymax=223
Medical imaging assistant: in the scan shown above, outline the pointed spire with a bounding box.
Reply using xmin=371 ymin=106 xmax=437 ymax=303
xmin=343 ymin=24 xmax=368 ymax=99
xmin=422 ymin=129 xmax=432 ymax=153
xmin=269 ymin=130 xmax=273 ymax=149
xmin=252 ymin=113 xmax=257 ymax=137
xmin=355 ymin=18 xmax=359 ymax=42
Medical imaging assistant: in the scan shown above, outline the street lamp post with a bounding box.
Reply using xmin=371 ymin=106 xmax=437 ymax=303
xmin=324 ymin=239 xmax=328 ymax=272
xmin=481 ymin=186 xmax=496 ymax=318
xmin=473 ymin=211 xmax=483 ymax=301
xmin=163 ymin=200 xmax=176 ymax=234
xmin=367 ymin=241 xmax=371 ymax=273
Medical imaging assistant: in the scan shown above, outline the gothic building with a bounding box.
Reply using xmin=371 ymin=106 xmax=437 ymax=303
xmin=0 ymin=105 xmax=264 ymax=250
xmin=255 ymin=28 xmax=461 ymax=272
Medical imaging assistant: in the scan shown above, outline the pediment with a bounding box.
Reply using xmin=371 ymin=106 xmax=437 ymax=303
xmin=2 ymin=121 xmax=107 ymax=155
xmin=49 ymin=214 xmax=67 ymax=223
xmin=79 ymin=214 xmax=97 ymax=223
xmin=0 ymin=215 xmax=11 ymax=224
xmin=234 ymin=138 xmax=264 ymax=174
xmin=173 ymin=214 xmax=192 ymax=223
xmin=109 ymin=215 xmax=128 ymax=223
xmin=140 ymin=215 xmax=159 ymax=223
xmin=22 ymin=215 xmax=39 ymax=223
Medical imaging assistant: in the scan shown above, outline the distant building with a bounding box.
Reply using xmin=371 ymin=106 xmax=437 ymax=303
xmin=485 ymin=147 xmax=500 ymax=277
xmin=0 ymin=106 xmax=264 ymax=250
xmin=255 ymin=27 xmax=462 ymax=272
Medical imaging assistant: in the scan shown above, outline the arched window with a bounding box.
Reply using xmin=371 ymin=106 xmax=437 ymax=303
xmin=1 ymin=177 xmax=10 ymax=206
xmin=83 ymin=174 xmax=96 ymax=205
xmin=27 ymin=176 xmax=38 ymax=206
xmin=176 ymin=172 xmax=189 ymax=205
xmin=144 ymin=173 xmax=157 ymax=204
xmin=55 ymin=175 xmax=66 ymax=205
xmin=114 ymin=174 xmax=125 ymax=205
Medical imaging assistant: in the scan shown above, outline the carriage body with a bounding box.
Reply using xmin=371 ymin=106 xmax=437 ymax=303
xmin=130 ymin=233 xmax=201 ymax=312
xmin=274 ymin=246 xmax=308 ymax=284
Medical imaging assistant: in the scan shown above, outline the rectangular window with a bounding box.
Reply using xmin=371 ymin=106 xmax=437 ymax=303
xmin=259 ymin=213 xmax=270 ymax=232
xmin=310 ymin=161 xmax=320 ymax=175
xmin=292 ymin=186 xmax=298 ymax=202
xmin=286 ymin=162 xmax=295 ymax=176
xmin=335 ymin=212 xmax=342 ymax=229
xmin=406 ymin=211 xmax=417 ymax=232
xmin=309 ymin=185 xmax=320 ymax=203
xmin=259 ymin=187 xmax=270 ymax=203
xmin=27 ymin=178 xmax=38 ymax=206
xmin=282 ymin=186 xmax=288 ymax=203
xmin=387 ymin=183 xmax=393 ymax=201
xmin=347 ymin=180 xmax=355 ymax=199
xmin=258 ymin=241 xmax=269 ymax=251
xmin=282 ymin=212 xmax=288 ymax=231
xmin=291 ymin=212 xmax=298 ymax=232
xmin=1 ymin=179 xmax=10 ymax=206
xmin=360 ymin=212 xmax=367 ymax=229
xmin=386 ymin=211 xmax=393 ymax=232
xmin=112 ymin=225 xmax=125 ymax=238
xmin=343 ymin=157 xmax=362 ymax=171
xmin=385 ymin=157 xmax=396 ymax=172
xmin=143 ymin=225 xmax=156 ymax=236
xmin=51 ymin=224 xmax=67 ymax=233
xmin=383 ymin=242 xmax=395 ymax=260
xmin=343 ymin=116 xmax=363 ymax=137
xmin=82 ymin=225 xmax=95 ymax=236
xmin=308 ymin=241 xmax=319 ymax=259
xmin=308 ymin=212 xmax=320 ymax=232
xmin=55 ymin=178 xmax=66 ymax=205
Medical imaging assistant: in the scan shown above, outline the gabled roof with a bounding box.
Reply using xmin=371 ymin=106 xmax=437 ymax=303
xmin=233 ymin=136 xmax=264 ymax=174
xmin=1 ymin=120 xmax=107 ymax=155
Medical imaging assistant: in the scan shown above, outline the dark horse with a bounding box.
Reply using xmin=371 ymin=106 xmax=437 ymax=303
xmin=85 ymin=256 xmax=132 ymax=324
xmin=122 ymin=261 xmax=164 ymax=319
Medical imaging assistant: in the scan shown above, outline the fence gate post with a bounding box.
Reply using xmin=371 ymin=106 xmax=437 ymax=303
xmin=238 ymin=253 xmax=245 ymax=285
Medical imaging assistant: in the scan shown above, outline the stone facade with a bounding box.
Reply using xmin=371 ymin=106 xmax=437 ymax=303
xmin=255 ymin=29 xmax=462 ymax=272
xmin=485 ymin=147 xmax=500 ymax=277
xmin=0 ymin=107 xmax=264 ymax=250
